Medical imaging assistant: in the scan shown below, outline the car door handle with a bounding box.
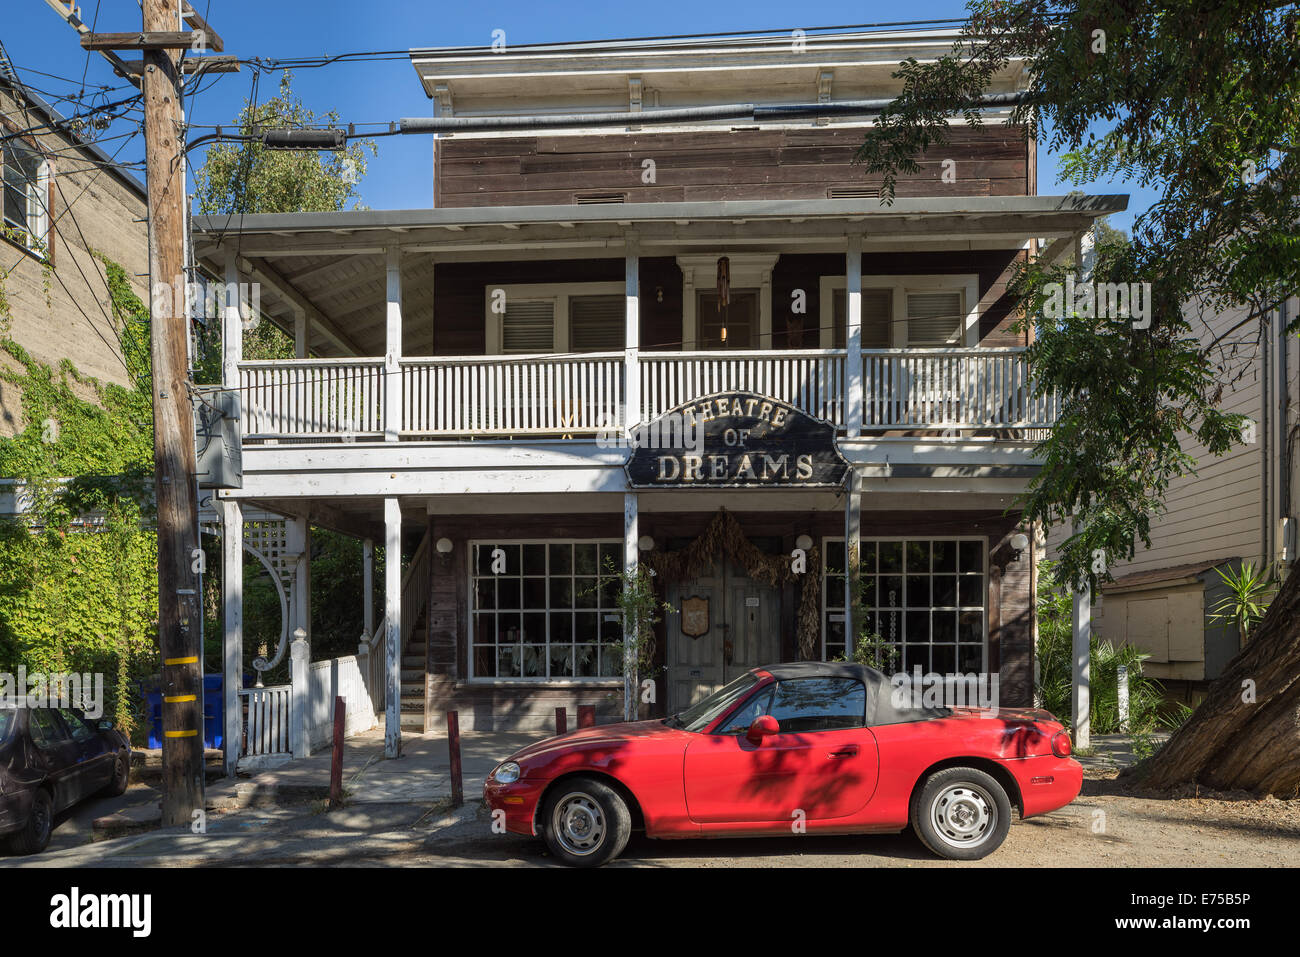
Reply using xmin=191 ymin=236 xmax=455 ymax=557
xmin=828 ymin=745 xmax=859 ymax=758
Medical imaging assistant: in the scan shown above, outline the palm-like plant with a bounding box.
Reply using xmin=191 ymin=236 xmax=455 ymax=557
xmin=1208 ymin=562 xmax=1276 ymax=644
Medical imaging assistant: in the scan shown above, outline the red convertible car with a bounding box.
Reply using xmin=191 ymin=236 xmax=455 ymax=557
xmin=485 ymin=662 xmax=1081 ymax=866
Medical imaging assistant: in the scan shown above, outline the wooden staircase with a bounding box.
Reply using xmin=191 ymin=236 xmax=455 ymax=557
xmin=400 ymin=604 xmax=429 ymax=730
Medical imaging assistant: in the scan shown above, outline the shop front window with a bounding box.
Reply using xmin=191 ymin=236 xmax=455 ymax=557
xmin=470 ymin=541 xmax=624 ymax=680
xmin=823 ymin=537 xmax=986 ymax=673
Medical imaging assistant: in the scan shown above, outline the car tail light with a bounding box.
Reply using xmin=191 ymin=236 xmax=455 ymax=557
xmin=1051 ymin=731 xmax=1072 ymax=758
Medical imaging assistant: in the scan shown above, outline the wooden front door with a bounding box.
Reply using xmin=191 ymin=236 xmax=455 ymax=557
xmin=667 ymin=558 xmax=780 ymax=713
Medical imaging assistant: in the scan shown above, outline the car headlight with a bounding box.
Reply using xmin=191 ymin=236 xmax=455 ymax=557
xmin=492 ymin=762 xmax=521 ymax=784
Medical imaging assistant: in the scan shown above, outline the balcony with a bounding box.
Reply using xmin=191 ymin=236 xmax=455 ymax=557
xmin=236 ymin=347 xmax=1057 ymax=443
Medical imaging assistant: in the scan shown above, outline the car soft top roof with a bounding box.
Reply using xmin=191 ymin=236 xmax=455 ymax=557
xmin=755 ymin=661 xmax=950 ymax=726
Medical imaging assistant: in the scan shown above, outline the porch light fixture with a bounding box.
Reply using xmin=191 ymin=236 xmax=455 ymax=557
xmin=436 ymin=537 xmax=454 ymax=554
xmin=1009 ymin=533 xmax=1029 ymax=561
xmin=795 ymin=534 xmax=813 ymax=551
xmin=638 ymin=535 xmax=655 ymax=551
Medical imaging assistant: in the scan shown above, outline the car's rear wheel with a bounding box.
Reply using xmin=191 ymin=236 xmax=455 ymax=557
xmin=102 ymin=749 xmax=130 ymax=796
xmin=911 ymin=767 xmax=1011 ymax=861
xmin=9 ymin=788 xmax=53 ymax=855
xmin=541 ymin=777 xmax=631 ymax=868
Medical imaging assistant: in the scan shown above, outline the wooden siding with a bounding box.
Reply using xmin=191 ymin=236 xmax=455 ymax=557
xmin=423 ymin=507 xmax=1035 ymax=730
xmin=435 ymin=126 xmax=1032 ymax=208
xmin=431 ymin=250 xmax=1027 ymax=355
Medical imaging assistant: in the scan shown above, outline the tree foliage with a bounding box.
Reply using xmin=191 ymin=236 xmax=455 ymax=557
xmin=856 ymin=0 xmax=1300 ymax=590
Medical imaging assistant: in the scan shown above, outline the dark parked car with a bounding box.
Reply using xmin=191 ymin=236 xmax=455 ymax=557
xmin=0 ymin=706 xmax=131 ymax=854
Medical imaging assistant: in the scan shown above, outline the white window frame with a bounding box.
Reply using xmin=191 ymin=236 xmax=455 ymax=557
xmin=819 ymin=274 xmax=981 ymax=349
xmin=2 ymin=143 xmax=52 ymax=256
xmin=484 ymin=281 xmax=625 ymax=354
xmin=821 ymin=535 xmax=989 ymax=673
xmin=467 ymin=538 xmax=627 ymax=685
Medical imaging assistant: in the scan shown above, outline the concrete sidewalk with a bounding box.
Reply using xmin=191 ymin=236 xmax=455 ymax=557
xmin=211 ymin=726 xmax=551 ymax=806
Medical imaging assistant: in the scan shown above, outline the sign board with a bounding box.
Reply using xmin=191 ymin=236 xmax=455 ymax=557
xmin=626 ymin=390 xmax=848 ymax=489
xmin=681 ymin=596 xmax=710 ymax=638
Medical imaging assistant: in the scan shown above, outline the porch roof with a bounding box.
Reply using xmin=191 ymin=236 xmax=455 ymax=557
xmin=192 ymin=194 xmax=1125 ymax=358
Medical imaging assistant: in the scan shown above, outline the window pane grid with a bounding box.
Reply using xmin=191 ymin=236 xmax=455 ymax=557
xmin=471 ymin=541 xmax=623 ymax=680
xmin=823 ymin=538 xmax=985 ymax=673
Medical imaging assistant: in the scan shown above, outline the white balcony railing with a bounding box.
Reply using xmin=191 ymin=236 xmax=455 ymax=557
xmin=234 ymin=347 xmax=1056 ymax=441
xmin=640 ymin=349 xmax=846 ymax=426
xmin=401 ymin=353 xmax=623 ymax=436
xmin=239 ymin=358 xmax=385 ymax=438
xmin=862 ymin=348 xmax=1059 ymax=430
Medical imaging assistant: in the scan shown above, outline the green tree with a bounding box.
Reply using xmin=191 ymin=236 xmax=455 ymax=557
xmin=855 ymin=1 xmax=1300 ymax=795
xmin=193 ymin=73 xmax=379 ymax=665
xmin=192 ymin=70 xmax=377 ymax=374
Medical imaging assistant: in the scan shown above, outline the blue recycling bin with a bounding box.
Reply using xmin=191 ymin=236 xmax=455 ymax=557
xmin=146 ymin=675 xmax=223 ymax=749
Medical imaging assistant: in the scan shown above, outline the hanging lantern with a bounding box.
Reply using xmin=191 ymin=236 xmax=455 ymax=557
xmin=716 ymin=256 xmax=730 ymax=345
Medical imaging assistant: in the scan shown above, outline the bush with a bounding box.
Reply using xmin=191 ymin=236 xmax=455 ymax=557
xmin=1036 ymin=562 xmax=1190 ymax=735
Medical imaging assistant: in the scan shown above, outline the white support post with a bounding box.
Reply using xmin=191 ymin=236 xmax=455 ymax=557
xmin=845 ymin=235 xmax=863 ymax=438
xmin=623 ymin=492 xmax=639 ymax=721
xmin=293 ymin=304 xmax=308 ymax=360
xmin=362 ymin=538 xmax=375 ymax=640
xmin=290 ymin=628 xmax=309 ymax=757
xmin=844 ymin=469 xmax=861 ymax=658
xmin=385 ymin=246 xmax=403 ymax=441
xmin=625 ymin=235 xmax=640 ymax=431
xmin=1070 ymin=237 xmax=1095 ymax=749
xmin=221 ymin=249 xmax=242 ymax=390
xmin=219 ymin=500 xmax=242 ymax=776
xmin=384 ymin=497 xmax=403 ymax=756
xmin=1072 ymin=579 xmax=1091 ymax=749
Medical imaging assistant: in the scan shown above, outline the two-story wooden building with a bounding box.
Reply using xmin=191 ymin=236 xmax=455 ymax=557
xmin=193 ymin=28 xmax=1125 ymax=765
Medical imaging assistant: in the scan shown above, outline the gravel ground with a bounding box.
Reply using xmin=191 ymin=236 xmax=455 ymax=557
xmin=384 ymin=768 xmax=1300 ymax=868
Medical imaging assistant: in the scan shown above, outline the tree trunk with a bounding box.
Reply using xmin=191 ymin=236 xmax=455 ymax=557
xmin=1126 ymin=566 xmax=1300 ymax=796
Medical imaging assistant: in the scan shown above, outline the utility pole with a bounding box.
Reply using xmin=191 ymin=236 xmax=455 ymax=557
xmin=76 ymin=0 xmax=231 ymax=828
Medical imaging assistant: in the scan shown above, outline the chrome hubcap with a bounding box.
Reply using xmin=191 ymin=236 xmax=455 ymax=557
xmin=552 ymin=792 xmax=605 ymax=857
xmin=931 ymin=783 xmax=995 ymax=849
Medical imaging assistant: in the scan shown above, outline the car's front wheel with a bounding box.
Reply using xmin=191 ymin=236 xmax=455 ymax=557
xmin=9 ymin=788 xmax=53 ymax=855
xmin=541 ymin=777 xmax=631 ymax=867
xmin=911 ymin=767 xmax=1012 ymax=861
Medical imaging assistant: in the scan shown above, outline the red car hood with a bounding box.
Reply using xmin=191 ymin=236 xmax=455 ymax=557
xmin=505 ymin=719 xmax=686 ymax=763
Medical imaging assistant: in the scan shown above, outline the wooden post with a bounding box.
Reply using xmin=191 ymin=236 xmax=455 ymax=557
xmin=556 ymin=707 xmax=567 ymax=735
xmin=329 ymin=696 xmax=345 ymax=808
xmin=220 ymin=500 xmax=243 ymax=777
xmin=845 ymin=234 xmax=863 ymax=438
xmin=446 ymin=710 xmax=463 ymax=807
xmin=384 ymin=246 xmax=403 ymax=441
xmin=1072 ymin=580 xmax=1091 ymax=749
xmin=623 ymin=492 xmax=639 ymax=721
xmin=384 ymin=497 xmax=403 ymax=757
xmin=1117 ymin=664 xmax=1129 ymax=733
xmin=143 ymin=0 xmax=203 ymax=826
xmin=362 ymin=538 xmax=374 ymax=640
xmin=844 ymin=470 xmax=861 ymax=659
xmin=578 ymin=705 xmax=595 ymax=728
xmin=624 ymin=234 xmax=640 ymax=430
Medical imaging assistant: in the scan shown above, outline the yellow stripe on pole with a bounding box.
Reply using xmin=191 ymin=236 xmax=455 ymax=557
xmin=164 ymin=729 xmax=198 ymax=738
xmin=164 ymin=656 xmax=198 ymax=665
xmin=164 ymin=694 xmax=196 ymax=703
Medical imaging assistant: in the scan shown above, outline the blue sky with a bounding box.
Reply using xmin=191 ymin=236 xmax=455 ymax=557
xmin=5 ymin=0 xmax=1155 ymax=232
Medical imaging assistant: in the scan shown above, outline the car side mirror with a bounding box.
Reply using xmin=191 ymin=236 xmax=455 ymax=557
xmin=746 ymin=714 xmax=779 ymax=744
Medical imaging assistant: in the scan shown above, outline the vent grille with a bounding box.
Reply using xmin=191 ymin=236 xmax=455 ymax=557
xmin=574 ymin=192 xmax=627 ymax=205
xmin=827 ymin=186 xmax=881 ymax=199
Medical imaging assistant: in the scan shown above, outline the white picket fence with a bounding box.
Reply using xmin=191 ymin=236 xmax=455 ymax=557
xmin=305 ymin=655 xmax=377 ymax=752
xmin=240 ymin=685 xmax=291 ymax=760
